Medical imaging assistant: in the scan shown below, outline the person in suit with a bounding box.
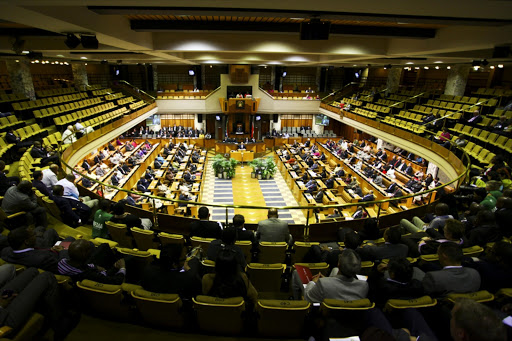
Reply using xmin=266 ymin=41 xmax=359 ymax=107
xmin=304 ymin=139 xmax=311 ymax=147
xmin=207 ymin=226 xmax=247 ymax=271
xmin=137 ymin=178 xmax=150 ymax=193
xmin=305 ymin=179 xmax=317 ymax=193
xmin=0 ymin=161 xmax=19 ymax=196
xmin=357 ymin=227 xmax=408 ymax=261
xmin=52 ymin=185 xmax=91 ymax=227
xmin=1 ymin=227 xmax=64 ymax=273
xmin=125 ymin=193 xmax=142 ymax=208
xmin=81 ymin=159 xmax=91 ymax=171
xmin=372 ymin=174 xmax=384 ymax=187
xmin=256 ymin=208 xmax=290 ymax=244
xmin=353 ymin=185 xmax=364 ymax=197
xmin=232 ymin=214 xmax=257 ymax=250
xmin=385 ymin=182 xmax=397 ymax=193
xmin=422 ymin=242 xmax=481 ymax=297
xmin=314 ymin=188 xmax=325 ymax=203
xmin=325 ymin=175 xmax=335 ymax=189
xmin=352 ymin=206 xmax=367 ymax=219
xmin=391 ymin=187 xmax=404 ymax=198
xmin=375 ymin=149 xmax=383 ymax=158
xmin=189 ymin=207 xmax=222 ymax=239
xmin=310 ymin=161 xmax=319 ymax=171
xmin=32 ymin=170 xmax=52 ymax=199
xmin=300 ymin=249 xmax=368 ymax=303
xmin=141 ymin=243 xmax=201 ymax=298
xmin=238 ymin=142 xmax=246 ymax=150
xmin=380 ymin=151 xmax=388 ymax=161
xmin=368 ymin=257 xmax=424 ymax=307
xmin=467 ymin=109 xmax=483 ymax=126
xmin=359 ymin=190 xmax=374 ymax=202
xmin=404 ymin=163 xmax=414 ymax=176
xmin=30 ymin=142 xmax=59 ymax=166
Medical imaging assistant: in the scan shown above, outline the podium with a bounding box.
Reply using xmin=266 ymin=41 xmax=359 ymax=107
xmin=230 ymin=150 xmax=254 ymax=162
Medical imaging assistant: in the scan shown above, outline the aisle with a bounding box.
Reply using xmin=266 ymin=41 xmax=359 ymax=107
xmin=201 ymin=154 xmax=306 ymax=224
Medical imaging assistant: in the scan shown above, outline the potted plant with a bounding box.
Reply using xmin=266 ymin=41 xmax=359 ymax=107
xmin=248 ymin=158 xmax=264 ymax=178
xmin=227 ymin=158 xmax=239 ymax=178
xmin=212 ymin=154 xmax=225 ymax=178
xmin=262 ymin=156 xmax=277 ymax=179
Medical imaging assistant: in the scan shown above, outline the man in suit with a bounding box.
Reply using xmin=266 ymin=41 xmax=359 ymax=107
xmin=305 ymin=179 xmax=317 ymax=193
xmin=32 ymin=170 xmax=52 ymax=199
xmin=52 ymin=185 xmax=91 ymax=227
xmin=385 ymin=182 xmax=397 ymax=193
xmin=1 ymin=227 xmax=64 ymax=273
xmin=300 ymin=249 xmax=368 ymax=303
xmin=373 ymin=174 xmax=384 ymax=187
xmin=357 ymin=227 xmax=408 ymax=261
xmin=314 ymin=188 xmax=325 ymax=203
xmin=232 ymin=214 xmax=257 ymax=250
xmin=422 ymin=242 xmax=481 ymax=297
xmin=81 ymin=159 xmax=91 ymax=171
xmin=30 ymin=142 xmax=59 ymax=166
xmin=137 ymin=178 xmax=150 ymax=193
xmin=467 ymin=109 xmax=483 ymax=126
xmin=304 ymin=138 xmax=311 ymax=148
xmin=325 ymin=175 xmax=335 ymax=189
xmin=256 ymin=208 xmax=290 ymax=244
xmin=404 ymin=163 xmax=414 ymax=176
xmin=450 ymin=298 xmax=506 ymax=341
xmin=310 ymin=161 xmax=319 ymax=171
xmin=189 ymin=207 xmax=223 ymax=240
xmin=359 ymin=190 xmax=375 ymax=202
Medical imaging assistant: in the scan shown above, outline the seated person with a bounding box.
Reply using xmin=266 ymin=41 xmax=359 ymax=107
xmin=358 ymin=226 xmax=408 ymax=261
xmin=136 ymin=178 xmax=150 ymax=193
xmin=400 ymin=203 xmax=453 ymax=233
xmin=368 ymin=258 xmax=424 ymax=307
xmin=305 ymin=179 xmax=317 ymax=193
xmin=314 ymin=188 xmax=325 ymax=203
xmin=2 ymin=181 xmax=48 ymax=228
xmin=92 ymin=200 xmax=113 ymax=239
xmin=295 ymin=249 xmax=368 ymax=303
xmin=189 ymin=207 xmax=222 ymax=239
xmin=0 ymin=161 xmax=19 ymax=196
xmin=32 ymin=170 xmax=52 ymax=199
xmin=202 ymin=249 xmax=258 ymax=307
xmin=359 ymin=190 xmax=375 ymax=202
xmin=207 ymin=226 xmax=247 ymax=271
xmin=1 ymin=227 xmax=65 ymax=273
xmin=421 ymin=242 xmax=481 ymax=297
xmin=110 ymin=202 xmax=152 ymax=230
xmin=58 ymin=239 xmax=125 ymax=284
xmin=125 ymin=192 xmax=142 ymax=208
xmin=141 ymin=244 xmax=201 ymax=298
xmin=52 ymin=185 xmax=91 ymax=227
xmin=30 ymin=141 xmax=59 ymax=166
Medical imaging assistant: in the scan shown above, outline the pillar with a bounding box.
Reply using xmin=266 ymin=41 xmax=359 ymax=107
xmin=6 ymin=60 xmax=35 ymax=100
xmin=444 ymin=65 xmax=470 ymax=96
xmin=385 ymin=67 xmax=402 ymax=95
xmin=270 ymin=66 xmax=276 ymax=90
xmin=201 ymin=65 xmax=206 ymax=89
xmin=71 ymin=63 xmax=88 ymax=91
xmin=361 ymin=68 xmax=369 ymax=86
xmin=316 ymin=66 xmax=322 ymax=91
xmin=152 ymin=65 xmax=158 ymax=91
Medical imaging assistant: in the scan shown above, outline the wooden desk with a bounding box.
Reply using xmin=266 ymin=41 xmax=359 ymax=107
xmin=230 ymin=150 xmax=254 ymax=162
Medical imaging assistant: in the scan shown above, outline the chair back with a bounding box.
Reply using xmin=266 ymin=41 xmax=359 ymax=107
xmin=131 ymin=289 xmax=184 ymax=328
xmin=190 ymin=236 xmax=215 ymax=253
xmin=130 ymin=227 xmax=159 ymax=250
xmin=158 ymin=232 xmax=187 ymax=259
xmin=193 ymin=295 xmax=245 ymax=335
xmin=235 ymin=240 xmax=252 ymax=262
xmin=384 ymin=296 xmax=437 ymax=312
xmin=105 ymin=221 xmax=135 ymax=248
xmin=258 ymin=242 xmax=287 ymax=264
xmin=293 ymin=262 xmax=329 ymax=276
xmin=246 ymin=263 xmax=285 ymax=293
xmin=76 ymin=280 xmax=132 ymax=320
xmin=256 ymin=300 xmax=310 ymax=337
xmin=292 ymin=242 xmax=319 ymax=263
xmin=445 ymin=290 xmax=494 ymax=304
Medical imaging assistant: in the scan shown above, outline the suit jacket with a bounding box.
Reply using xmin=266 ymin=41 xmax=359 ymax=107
xmin=373 ymin=176 xmax=383 ymax=187
xmin=304 ymin=274 xmax=368 ymax=303
xmin=141 ymin=260 xmax=201 ymax=298
xmin=360 ymin=194 xmax=374 ymax=202
xmin=1 ymin=247 xmax=61 ymax=273
xmin=325 ymin=178 xmax=334 ymax=189
xmin=405 ymin=166 xmax=413 ymax=176
xmin=422 ymin=267 xmax=481 ymax=297
xmin=385 ymin=183 xmax=397 ymax=193
xmin=368 ymin=272 xmax=424 ymax=306
xmin=82 ymin=160 xmax=90 ymax=170
xmin=358 ymin=243 xmax=408 ymax=261
xmin=257 ymin=218 xmax=290 ymax=243
xmin=314 ymin=191 xmax=324 ymax=203
xmin=189 ymin=220 xmax=222 ymax=239
xmin=33 ymin=180 xmax=52 ymax=198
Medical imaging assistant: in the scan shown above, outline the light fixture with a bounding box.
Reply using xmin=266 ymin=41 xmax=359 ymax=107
xmin=424 ymin=66 xmax=429 ymax=69
xmin=64 ymin=33 xmax=80 ymax=49
xmin=406 ymin=62 xmax=414 ymax=65
xmin=21 ymin=50 xmax=29 ymax=54
xmin=498 ymin=64 xmax=504 ymax=68
xmin=435 ymin=66 xmax=439 ymax=69
xmin=15 ymin=60 xmax=19 ymax=63
xmin=80 ymin=56 xmax=87 ymax=59
xmin=282 ymin=71 xmax=287 ymax=77
xmin=447 ymin=66 xmax=451 ymax=69
xmin=188 ymin=69 xmax=195 ymax=76
xmin=434 ymin=61 xmax=443 ymax=64
xmin=473 ymin=66 xmax=480 ymax=70
xmin=490 ymin=66 xmax=495 ymax=69
xmin=415 ymin=66 xmax=420 ymax=70
xmin=209 ymin=65 xmax=212 ymax=68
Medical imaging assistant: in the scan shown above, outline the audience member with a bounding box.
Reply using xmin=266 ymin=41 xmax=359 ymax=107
xmin=92 ymin=200 xmax=113 ymax=239
xmin=1 ymin=181 xmax=47 ymax=228
xmin=0 ymin=160 xmax=19 ymax=196
xmin=256 ymin=208 xmax=291 ymax=244
xmin=207 ymin=226 xmax=247 ymax=271
xmin=189 ymin=207 xmax=222 ymax=239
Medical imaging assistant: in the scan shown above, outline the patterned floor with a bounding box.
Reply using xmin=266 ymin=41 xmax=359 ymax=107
xmin=201 ymin=153 xmax=306 ymax=224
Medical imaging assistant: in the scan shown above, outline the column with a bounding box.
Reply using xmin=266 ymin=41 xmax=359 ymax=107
xmin=201 ymin=65 xmax=206 ymax=90
xmin=71 ymin=63 xmax=88 ymax=91
xmin=6 ymin=60 xmax=35 ymax=100
xmin=316 ymin=66 xmax=322 ymax=91
xmin=385 ymin=67 xmax=402 ymax=95
xmin=270 ymin=66 xmax=276 ymax=90
xmin=444 ymin=65 xmax=470 ymax=96
xmin=361 ymin=68 xmax=369 ymax=86
xmin=152 ymin=65 xmax=158 ymax=91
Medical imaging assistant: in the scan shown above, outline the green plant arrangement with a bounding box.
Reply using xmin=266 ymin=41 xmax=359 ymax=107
xmin=226 ymin=158 xmax=239 ymax=178
xmin=211 ymin=154 xmax=226 ymax=177
xmin=262 ymin=156 xmax=277 ymax=179
xmin=248 ymin=158 xmax=264 ymax=178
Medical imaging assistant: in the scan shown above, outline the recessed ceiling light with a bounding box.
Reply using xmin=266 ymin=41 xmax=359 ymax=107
xmin=22 ymin=51 xmax=29 ymax=54
xmin=424 ymin=66 xmax=429 ymax=69
xmin=56 ymin=54 xmax=65 ymax=57
xmin=490 ymin=66 xmax=495 ymax=69
xmin=290 ymin=17 xmax=305 ymax=20
xmin=435 ymin=66 xmax=439 ymax=69
xmin=498 ymin=64 xmax=504 ymax=68
xmin=447 ymin=66 xmax=451 ymax=69
xmin=434 ymin=61 xmax=443 ymax=64
xmin=415 ymin=67 xmax=420 ymax=70
xmin=406 ymin=62 xmax=414 ymax=65
xmin=80 ymin=56 xmax=87 ymax=59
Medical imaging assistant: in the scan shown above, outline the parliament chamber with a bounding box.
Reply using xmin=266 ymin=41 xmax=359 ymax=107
xmin=0 ymin=1 xmax=511 ymax=340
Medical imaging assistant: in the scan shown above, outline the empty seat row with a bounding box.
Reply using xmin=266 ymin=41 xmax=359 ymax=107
xmin=34 ymin=97 xmax=102 ymax=119
xmin=12 ymin=92 xmax=88 ymax=111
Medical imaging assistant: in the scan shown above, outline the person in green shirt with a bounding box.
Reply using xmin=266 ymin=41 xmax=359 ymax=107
xmin=92 ymin=199 xmax=113 ymax=239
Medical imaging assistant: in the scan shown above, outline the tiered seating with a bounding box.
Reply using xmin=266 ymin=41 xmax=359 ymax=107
xmin=382 ymin=117 xmax=427 ymax=134
xmin=352 ymin=107 xmax=378 ymax=118
xmin=92 ymin=88 xmax=113 ymax=96
xmin=472 ymin=88 xmax=512 ymax=97
xmin=117 ymin=96 xmax=136 ymax=105
xmin=52 ymin=100 xmax=123 ymax=128
xmin=363 ymin=103 xmax=391 ymax=114
xmin=129 ymin=100 xmax=146 ymax=110
xmin=376 ymin=98 xmax=405 ymax=109
xmin=0 ymin=93 xmax=27 ymax=105
xmin=387 ymin=94 xmax=418 ymax=104
xmin=341 ymin=98 xmax=362 ymax=106
xmin=35 ymin=87 xmax=75 ymax=98
xmin=105 ymin=92 xmax=125 ymax=101
xmin=0 ymin=115 xmax=25 ymax=132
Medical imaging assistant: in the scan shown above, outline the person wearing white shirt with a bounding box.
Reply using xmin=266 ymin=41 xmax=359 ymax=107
xmin=75 ymin=121 xmax=85 ymax=137
xmin=387 ymin=167 xmax=396 ymax=179
xmin=111 ymin=152 xmax=122 ymax=165
xmin=62 ymin=126 xmax=77 ymax=144
xmin=354 ymin=160 xmax=363 ymax=171
xmin=56 ymin=173 xmax=98 ymax=209
xmin=42 ymin=164 xmax=59 ymax=190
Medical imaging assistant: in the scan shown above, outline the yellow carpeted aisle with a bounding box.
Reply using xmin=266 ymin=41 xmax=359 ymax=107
xmin=231 ymin=165 xmax=268 ymax=224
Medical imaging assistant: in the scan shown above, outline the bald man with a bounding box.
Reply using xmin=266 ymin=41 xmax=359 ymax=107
xmin=256 ymin=208 xmax=291 ymax=244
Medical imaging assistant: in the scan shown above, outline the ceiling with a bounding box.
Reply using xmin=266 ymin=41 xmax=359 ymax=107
xmin=0 ymin=0 xmax=511 ymax=68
